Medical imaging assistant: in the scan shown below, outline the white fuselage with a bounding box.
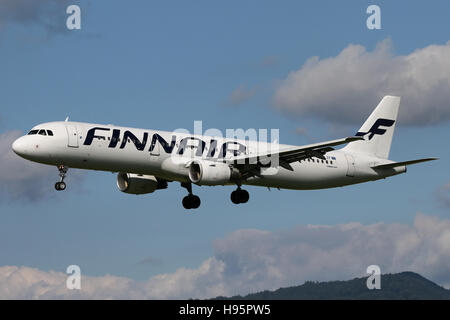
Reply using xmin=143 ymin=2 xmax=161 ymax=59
xmin=12 ymin=121 xmax=404 ymax=191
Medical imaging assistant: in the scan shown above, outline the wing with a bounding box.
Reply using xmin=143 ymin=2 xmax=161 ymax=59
xmin=227 ymin=136 xmax=363 ymax=179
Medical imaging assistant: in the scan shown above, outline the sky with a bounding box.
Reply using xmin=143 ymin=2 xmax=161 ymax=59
xmin=0 ymin=0 xmax=449 ymax=299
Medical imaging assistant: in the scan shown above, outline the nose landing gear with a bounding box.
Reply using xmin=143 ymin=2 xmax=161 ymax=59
xmin=55 ymin=165 xmax=68 ymax=191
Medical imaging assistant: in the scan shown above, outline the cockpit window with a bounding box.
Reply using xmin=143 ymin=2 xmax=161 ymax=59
xmin=27 ymin=129 xmax=54 ymax=136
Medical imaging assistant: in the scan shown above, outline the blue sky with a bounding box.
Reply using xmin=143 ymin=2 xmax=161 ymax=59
xmin=0 ymin=1 xmax=449 ymax=298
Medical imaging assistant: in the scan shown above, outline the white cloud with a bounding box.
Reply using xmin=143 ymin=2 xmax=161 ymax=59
xmin=273 ymin=39 xmax=450 ymax=125
xmin=0 ymin=213 xmax=449 ymax=299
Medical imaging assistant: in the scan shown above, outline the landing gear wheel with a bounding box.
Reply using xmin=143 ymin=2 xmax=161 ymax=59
xmin=182 ymin=195 xmax=201 ymax=210
xmin=55 ymin=165 xmax=68 ymax=191
xmin=231 ymin=188 xmax=249 ymax=204
xmin=239 ymin=189 xmax=249 ymax=203
xmin=191 ymin=195 xmax=201 ymax=209
xmin=182 ymin=196 xmax=192 ymax=209
xmin=231 ymin=190 xmax=240 ymax=204
xmin=55 ymin=182 xmax=66 ymax=191
xmin=181 ymin=182 xmax=201 ymax=210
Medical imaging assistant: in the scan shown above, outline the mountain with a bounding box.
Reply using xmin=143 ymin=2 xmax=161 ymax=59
xmin=214 ymin=272 xmax=450 ymax=300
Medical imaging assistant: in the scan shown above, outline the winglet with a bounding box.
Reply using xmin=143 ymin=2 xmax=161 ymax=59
xmin=65 ymin=117 xmax=69 ymax=122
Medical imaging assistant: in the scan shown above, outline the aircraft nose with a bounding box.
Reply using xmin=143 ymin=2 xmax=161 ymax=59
xmin=12 ymin=136 xmax=28 ymax=157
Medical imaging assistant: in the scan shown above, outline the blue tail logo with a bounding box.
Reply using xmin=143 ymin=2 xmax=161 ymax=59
xmin=356 ymin=118 xmax=395 ymax=140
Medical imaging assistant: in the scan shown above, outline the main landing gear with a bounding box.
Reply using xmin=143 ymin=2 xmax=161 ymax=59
xmin=55 ymin=165 xmax=68 ymax=191
xmin=181 ymin=182 xmax=201 ymax=210
xmin=230 ymin=186 xmax=249 ymax=204
xmin=180 ymin=182 xmax=250 ymax=209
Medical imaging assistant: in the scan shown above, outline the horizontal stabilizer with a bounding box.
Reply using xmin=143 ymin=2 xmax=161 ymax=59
xmin=372 ymin=158 xmax=438 ymax=169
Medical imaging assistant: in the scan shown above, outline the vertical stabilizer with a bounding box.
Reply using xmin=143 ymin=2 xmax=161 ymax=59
xmin=343 ymin=96 xmax=400 ymax=159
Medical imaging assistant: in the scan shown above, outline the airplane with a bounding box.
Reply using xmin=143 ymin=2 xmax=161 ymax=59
xmin=11 ymin=96 xmax=436 ymax=209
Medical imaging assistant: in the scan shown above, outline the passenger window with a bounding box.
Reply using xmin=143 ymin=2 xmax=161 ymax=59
xmin=47 ymin=130 xmax=54 ymax=136
xmin=38 ymin=129 xmax=47 ymax=136
xmin=28 ymin=130 xmax=39 ymax=135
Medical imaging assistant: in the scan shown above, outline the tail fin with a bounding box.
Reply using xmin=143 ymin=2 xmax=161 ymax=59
xmin=343 ymin=96 xmax=400 ymax=159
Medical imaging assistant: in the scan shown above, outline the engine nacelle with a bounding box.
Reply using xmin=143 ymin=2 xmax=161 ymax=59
xmin=117 ymin=173 xmax=158 ymax=194
xmin=189 ymin=160 xmax=237 ymax=185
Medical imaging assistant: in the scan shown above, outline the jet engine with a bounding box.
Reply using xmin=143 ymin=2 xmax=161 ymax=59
xmin=188 ymin=160 xmax=239 ymax=185
xmin=117 ymin=173 xmax=159 ymax=194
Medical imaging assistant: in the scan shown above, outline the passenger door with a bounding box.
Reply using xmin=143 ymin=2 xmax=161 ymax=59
xmin=66 ymin=124 xmax=79 ymax=148
xmin=345 ymin=154 xmax=355 ymax=177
